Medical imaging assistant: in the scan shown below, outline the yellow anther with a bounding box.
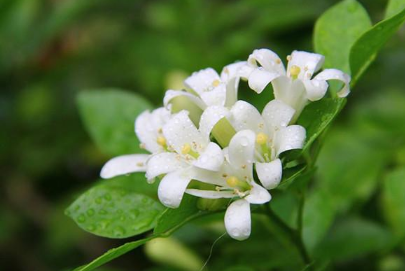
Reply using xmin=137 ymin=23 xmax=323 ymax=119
xmin=136 ymin=162 xmax=144 ymax=167
xmin=226 ymin=176 xmax=240 ymax=188
xmin=212 ymin=79 xmax=220 ymax=87
xmin=275 ymin=59 xmax=281 ymax=64
xmin=157 ymin=136 xmax=166 ymax=147
xmin=290 ymin=65 xmax=301 ymax=79
xmin=287 ymin=55 xmax=292 ymax=61
xmin=181 ymin=143 xmax=191 ymax=155
xmin=256 ymin=132 xmax=268 ymax=145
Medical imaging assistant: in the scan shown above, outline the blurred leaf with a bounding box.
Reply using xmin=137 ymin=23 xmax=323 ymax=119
xmin=154 ymin=195 xmax=203 ymax=236
xmin=303 ymin=190 xmax=336 ymax=253
xmin=385 ymin=0 xmax=405 ymax=18
xmin=66 ymin=182 xmax=163 ymax=238
xmin=314 ymin=0 xmax=371 ymax=72
xmin=144 ymin=237 xmax=204 ymax=271
xmin=350 ymin=7 xmax=405 ymax=86
xmin=73 ymin=236 xmax=155 ymax=271
xmin=77 ymin=89 xmax=153 ymax=156
xmin=103 ymin=173 xmax=160 ymax=199
xmin=382 ymin=167 xmax=405 ymax=238
xmin=315 ymin=217 xmax=394 ymax=260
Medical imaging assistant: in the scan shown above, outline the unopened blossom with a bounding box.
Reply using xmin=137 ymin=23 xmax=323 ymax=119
xmin=240 ymin=49 xmax=351 ymax=121
xmin=186 ymin=130 xmax=271 ymax=240
xmin=100 ymin=107 xmax=171 ymax=179
xmin=164 ymin=62 xmax=246 ymax=110
xmin=146 ymin=110 xmax=224 ymax=208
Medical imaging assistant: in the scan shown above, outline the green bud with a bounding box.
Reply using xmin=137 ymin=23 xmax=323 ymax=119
xmin=170 ymin=96 xmax=203 ymax=126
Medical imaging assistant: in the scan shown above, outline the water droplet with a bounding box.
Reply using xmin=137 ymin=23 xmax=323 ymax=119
xmin=113 ymin=226 xmax=126 ymax=237
xmin=78 ymin=214 xmax=86 ymax=223
xmin=129 ymin=209 xmax=139 ymax=219
xmin=99 ymin=209 xmax=107 ymax=215
xmin=141 ymin=197 xmax=149 ymax=204
xmin=98 ymin=220 xmax=110 ymax=230
xmin=74 ymin=205 xmax=80 ymax=211
xmin=240 ymin=137 xmax=249 ymax=147
xmin=232 ymin=228 xmax=240 ymax=237
xmin=119 ymin=215 xmax=126 ymax=221
xmin=95 ymin=197 xmax=102 ymax=204
xmin=86 ymin=208 xmax=95 ymax=217
xmin=87 ymin=225 xmax=96 ymax=231
xmin=104 ymin=193 xmax=112 ymax=201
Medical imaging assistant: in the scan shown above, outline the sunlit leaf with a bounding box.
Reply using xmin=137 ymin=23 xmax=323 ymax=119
xmin=350 ymin=7 xmax=405 ymax=85
xmin=314 ymin=0 xmax=371 ymax=72
xmin=385 ymin=0 xmax=405 ymax=18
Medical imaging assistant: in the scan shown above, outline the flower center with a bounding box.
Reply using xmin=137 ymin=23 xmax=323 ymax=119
xmin=181 ymin=143 xmax=199 ymax=158
xmin=290 ymin=65 xmax=301 ymax=80
xmin=256 ymin=132 xmax=272 ymax=162
xmin=226 ymin=176 xmax=251 ymax=191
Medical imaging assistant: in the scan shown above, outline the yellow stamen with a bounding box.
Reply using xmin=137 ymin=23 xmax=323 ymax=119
xmin=256 ymin=132 xmax=268 ymax=145
xmin=212 ymin=79 xmax=220 ymax=87
xmin=226 ymin=176 xmax=239 ymax=188
xmin=290 ymin=65 xmax=301 ymax=79
xmin=157 ymin=136 xmax=167 ymax=147
xmin=181 ymin=143 xmax=191 ymax=155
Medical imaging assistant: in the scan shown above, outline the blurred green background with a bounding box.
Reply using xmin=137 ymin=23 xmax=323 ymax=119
xmin=1 ymin=0 xmax=405 ymax=270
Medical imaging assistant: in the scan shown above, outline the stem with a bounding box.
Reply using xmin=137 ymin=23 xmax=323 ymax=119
xmin=264 ymin=204 xmax=312 ymax=267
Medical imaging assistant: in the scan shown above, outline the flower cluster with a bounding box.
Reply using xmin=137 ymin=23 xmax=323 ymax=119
xmin=100 ymin=49 xmax=350 ymax=240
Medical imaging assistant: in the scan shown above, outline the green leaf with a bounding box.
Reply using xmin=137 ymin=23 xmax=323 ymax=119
xmin=73 ymin=236 xmax=155 ymax=271
xmin=382 ymin=167 xmax=405 ymax=238
xmin=297 ymin=98 xmax=345 ymax=154
xmin=350 ymin=7 xmax=405 ymax=86
xmin=66 ymin=183 xmax=163 ymax=238
xmin=385 ymin=0 xmax=405 ymax=18
xmin=154 ymin=195 xmax=203 ymax=236
xmin=77 ymin=89 xmax=153 ymax=156
xmin=314 ymin=0 xmax=371 ymax=72
xmin=314 ymin=217 xmax=394 ymax=260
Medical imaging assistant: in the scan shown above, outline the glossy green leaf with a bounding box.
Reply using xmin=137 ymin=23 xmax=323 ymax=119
xmin=77 ymin=89 xmax=153 ymax=156
xmin=382 ymin=167 xmax=405 ymax=238
xmin=154 ymin=195 xmax=203 ymax=236
xmin=315 ymin=217 xmax=394 ymax=260
xmin=314 ymin=0 xmax=371 ymax=72
xmin=297 ymin=98 xmax=345 ymax=154
xmin=66 ymin=183 xmax=163 ymax=238
xmin=73 ymin=236 xmax=155 ymax=271
xmin=350 ymin=7 xmax=405 ymax=86
xmin=385 ymin=0 xmax=405 ymax=18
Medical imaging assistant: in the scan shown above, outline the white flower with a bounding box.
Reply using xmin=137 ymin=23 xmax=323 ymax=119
xmin=146 ymin=110 xmax=224 ymax=208
xmin=186 ymin=130 xmax=271 ymax=240
xmin=164 ymin=62 xmax=246 ymax=110
xmin=241 ymin=49 xmax=351 ymax=121
xmin=229 ymin=99 xmax=306 ymax=189
xmin=100 ymin=107 xmax=171 ymax=179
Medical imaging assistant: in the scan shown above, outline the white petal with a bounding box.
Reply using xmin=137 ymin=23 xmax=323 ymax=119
xmin=189 ymin=167 xmax=227 ymax=186
xmin=146 ymin=152 xmax=187 ymax=182
xmin=248 ymin=49 xmax=285 ymax=74
xmin=163 ymin=111 xmax=206 ymax=154
xmin=199 ymin=84 xmax=226 ymax=106
xmin=245 ymin=182 xmax=272 ymax=204
xmin=287 ymin=51 xmax=324 ymax=80
xmin=256 ymin=159 xmax=282 ymax=189
xmin=314 ymin=69 xmax=351 ymax=98
xmin=275 ymin=125 xmax=306 ymax=156
xmin=303 ymin=80 xmax=329 ymax=101
xmin=135 ymin=108 xmax=170 ymax=153
xmin=220 ymin=61 xmax=247 ymax=81
xmin=186 ymin=189 xmax=234 ymax=199
xmin=100 ymin=154 xmax=149 ymax=179
xmin=163 ymin=89 xmax=206 ymax=110
xmin=230 ymin=100 xmax=264 ymax=133
xmin=158 ymin=170 xmax=192 ymax=208
xmin=262 ymin=99 xmax=295 ymax=130
xmin=199 ymin=105 xmax=230 ymax=141
xmin=228 ymin=130 xmax=256 ymax=179
xmin=193 ymin=142 xmax=224 ymax=171
xmin=272 ymin=76 xmax=307 ymax=120
xmin=225 ymin=199 xmax=251 ymax=241
xmin=248 ymin=68 xmax=280 ymax=94
xmin=184 ymin=68 xmax=220 ymax=95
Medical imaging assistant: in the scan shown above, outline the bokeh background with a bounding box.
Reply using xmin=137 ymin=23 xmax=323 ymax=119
xmin=1 ymin=0 xmax=404 ymax=270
